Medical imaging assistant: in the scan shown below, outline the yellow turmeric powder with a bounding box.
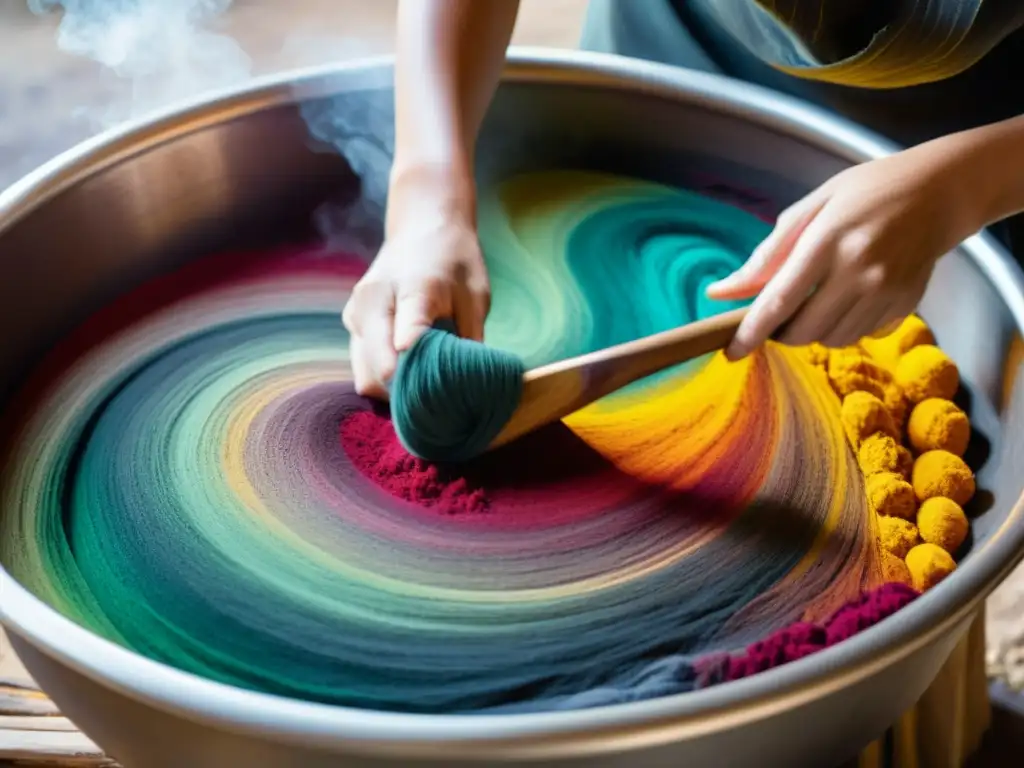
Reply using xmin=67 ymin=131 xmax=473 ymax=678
xmin=863 ymin=315 xmax=935 ymax=369
xmin=895 ymin=445 xmax=914 ymax=480
xmin=857 ymin=433 xmax=906 ymax=477
xmin=890 ymin=315 xmax=934 ymax=351
xmin=881 ymin=551 xmax=914 ymax=588
xmin=912 ymin=450 xmax=975 ymax=506
xmin=905 ymin=543 xmax=956 ymax=592
xmin=842 ymin=392 xmax=897 ymax=448
xmin=894 ymin=345 xmax=959 ymax=403
xmin=833 ymin=324 xmax=974 ymax=595
xmin=917 ymin=497 xmax=969 ymax=554
xmin=801 ymin=342 xmax=830 ymax=369
xmin=827 ymin=347 xmax=892 ymax=399
xmin=877 ymin=515 xmax=920 ymax=559
xmin=865 ymin=472 xmax=917 ymax=520
xmin=881 ymin=381 xmax=908 ymax=430
xmin=907 ymin=398 xmax=970 ymax=456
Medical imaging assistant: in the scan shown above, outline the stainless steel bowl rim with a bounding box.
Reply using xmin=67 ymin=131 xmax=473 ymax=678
xmin=2 ymin=48 xmax=1023 ymax=754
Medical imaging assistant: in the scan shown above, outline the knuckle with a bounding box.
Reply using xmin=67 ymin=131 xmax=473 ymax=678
xmin=350 ymin=279 xmax=373 ymax=301
xmin=761 ymin=293 xmax=791 ymax=322
xmin=859 ymin=264 xmax=887 ymax=291
xmin=344 ymin=277 xmax=393 ymax=332
xmin=341 ymin=297 xmax=364 ymax=334
xmin=349 ymin=277 xmax=386 ymax=308
xmin=836 ymin=229 xmax=874 ymax=263
xmin=469 ymin=279 xmax=491 ymax=304
xmin=398 ymin=279 xmax=449 ymax=313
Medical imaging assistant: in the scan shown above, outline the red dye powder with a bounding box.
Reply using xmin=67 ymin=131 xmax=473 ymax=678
xmin=822 ymin=582 xmax=919 ymax=645
xmin=695 ymin=583 xmax=918 ymax=685
xmin=340 ymin=409 xmax=490 ymax=514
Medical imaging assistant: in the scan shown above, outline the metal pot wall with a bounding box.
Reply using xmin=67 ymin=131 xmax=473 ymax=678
xmin=2 ymin=50 xmax=1024 ymax=768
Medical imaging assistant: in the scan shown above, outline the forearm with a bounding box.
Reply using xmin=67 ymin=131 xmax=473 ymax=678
xmin=965 ymin=115 xmax=1024 ymax=227
xmin=929 ymin=115 xmax=1024 ymax=231
xmin=388 ymin=0 xmax=520 ymax=231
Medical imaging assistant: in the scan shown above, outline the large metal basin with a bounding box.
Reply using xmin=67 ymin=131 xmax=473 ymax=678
xmin=2 ymin=49 xmax=1024 ymax=768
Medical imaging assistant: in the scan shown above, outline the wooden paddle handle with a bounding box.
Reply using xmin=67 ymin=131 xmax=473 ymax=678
xmin=490 ymin=307 xmax=749 ymax=449
xmin=529 ymin=306 xmax=747 ymax=392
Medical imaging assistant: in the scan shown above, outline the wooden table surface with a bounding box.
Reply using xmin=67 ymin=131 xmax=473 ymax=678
xmin=0 ymin=629 xmax=113 ymax=766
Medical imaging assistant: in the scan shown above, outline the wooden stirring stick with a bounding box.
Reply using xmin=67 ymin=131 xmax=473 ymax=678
xmin=488 ymin=306 xmax=750 ymax=450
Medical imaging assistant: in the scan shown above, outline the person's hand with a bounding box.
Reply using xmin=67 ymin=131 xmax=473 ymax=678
xmin=342 ymin=170 xmax=490 ymax=400
xmin=706 ymin=139 xmax=985 ymax=359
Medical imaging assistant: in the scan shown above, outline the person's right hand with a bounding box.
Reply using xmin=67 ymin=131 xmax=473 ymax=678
xmin=342 ymin=189 xmax=491 ymax=400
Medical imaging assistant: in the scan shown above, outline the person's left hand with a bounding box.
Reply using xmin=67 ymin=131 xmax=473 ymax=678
xmin=706 ymin=139 xmax=983 ymax=360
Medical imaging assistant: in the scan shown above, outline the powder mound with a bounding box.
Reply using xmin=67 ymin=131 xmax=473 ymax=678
xmin=917 ymin=497 xmax=968 ymax=554
xmin=340 ymin=409 xmax=490 ymax=514
xmin=912 ymin=450 xmax=975 ymax=505
xmin=878 ymin=516 xmax=919 ymax=559
xmin=857 ymin=433 xmax=909 ymax=478
xmin=390 ymin=321 xmax=526 ymax=462
xmin=907 ymin=398 xmax=970 ymax=456
xmin=906 ymin=543 xmax=956 ymax=591
xmin=824 ymin=583 xmax=919 ymax=645
xmin=895 ymin=345 xmax=959 ymax=403
xmin=695 ymin=583 xmax=918 ymax=685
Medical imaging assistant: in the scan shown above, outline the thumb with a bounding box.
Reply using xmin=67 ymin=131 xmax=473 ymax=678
xmin=706 ymin=195 xmax=826 ymax=300
xmin=393 ymin=286 xmax=449 ymax=352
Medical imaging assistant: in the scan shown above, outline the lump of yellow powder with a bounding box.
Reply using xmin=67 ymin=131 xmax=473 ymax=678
xmin=912 ymin=450 xmax=975 ymax=506
xmin=828 ymin=348 xmax=891 ymax=399
xmin=842 ymin=392 xmax=897 ymax=448
xmin=802 ymin=343 xmax=830 ymax=368
xmin=896 ymin=445 xmax=914 ymax=480
xmin=917 ymin=497 xmax=969 ymax=554
xmin=858 ymin=433 xmax=911 ymax=478
xmin=905 ymin=543 xmax=956 ymax=591
xmin=881 ymin=381 xmax=909 ymax=430
xmin=878 ymin=515 xmax=920 ymax=558
xmin=882 ymin=552 xmax=914 ymax=588
xmin=895 ymin=345 xmax=959 ymax=403
xmin=866 ymin=472 xmax=917 ymax=520
xmin=907 ymin=398 xmax=970 ymax=456
xmin=887 ymin=315 xmax=935 ymax=353
xmin=865 ymin=315 xmax=935 ymax=361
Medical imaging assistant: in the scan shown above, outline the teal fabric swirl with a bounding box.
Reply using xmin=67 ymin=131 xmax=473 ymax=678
xmin=391 ymin=320 xmax=525 ymax=462
xmin=390 ymin=175 xmax=757 ymax=461
xmin=0 ymin=171 xmax=902 ymax=716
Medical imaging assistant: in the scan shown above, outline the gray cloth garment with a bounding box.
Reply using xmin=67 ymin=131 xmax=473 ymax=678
xmin=579 ymin=0 xmax=1024 ymax=255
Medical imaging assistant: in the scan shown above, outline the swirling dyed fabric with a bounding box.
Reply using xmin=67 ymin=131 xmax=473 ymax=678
xmin=0 ymin=171 xmax=887 ymax=714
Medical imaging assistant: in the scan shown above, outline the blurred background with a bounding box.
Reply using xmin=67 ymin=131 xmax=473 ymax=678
xmin=0 ymin=0 xmax=585 ymax=188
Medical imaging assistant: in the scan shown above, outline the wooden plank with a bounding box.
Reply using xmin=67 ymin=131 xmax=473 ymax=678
xmin=0 ymin=629 xmax=116 ymax=765
xmin=0 ymin=718 xmax=80 ymax=734
xmin=0 ymin=728 xmax=113 ymax=764
xmin=0 ymin=690 xmax=59 ymax=719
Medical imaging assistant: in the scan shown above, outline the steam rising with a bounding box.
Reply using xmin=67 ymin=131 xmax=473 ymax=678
xmin=302 ymin=91 xmax=394 ymax=258
xmin=29 ymin=0 xmax=252 ymax=126
xmin=28 ymin=0 xmax=392 ymax=256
